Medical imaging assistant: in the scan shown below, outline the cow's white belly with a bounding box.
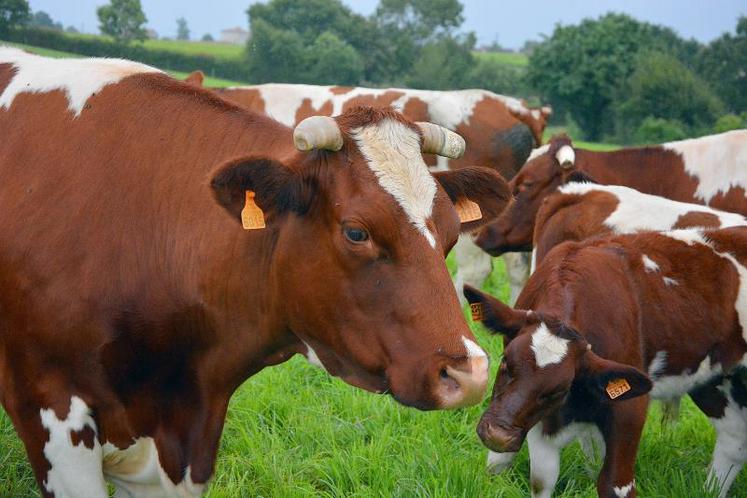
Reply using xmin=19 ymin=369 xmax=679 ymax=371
xmin=103 ymin=437 xmax=204 ymax=498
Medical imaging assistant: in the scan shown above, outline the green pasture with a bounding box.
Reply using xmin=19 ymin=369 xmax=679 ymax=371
xmin=473 ymin=50 xmax=528 ymax=67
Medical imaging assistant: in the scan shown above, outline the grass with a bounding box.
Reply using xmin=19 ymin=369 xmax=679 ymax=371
xmin=473 ymin=50 xmax=528 ymax=68
xmin=1 ymin=257 xmax=745 ymax=496
xmin=0 ymin=41 xmax=247 ymax=88
xmin=543 ymin=125 xmax=621 ymax=151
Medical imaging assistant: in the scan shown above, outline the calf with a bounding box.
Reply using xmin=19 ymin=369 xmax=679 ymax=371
xmin=466 ymin=226 xmax=747 ymax=498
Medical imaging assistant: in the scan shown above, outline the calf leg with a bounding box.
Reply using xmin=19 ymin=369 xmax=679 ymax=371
xmin=504 ymin=252 xmax=530 ymax=305
xmin=453 ymin=235 xmax=493 ymax=304
xmin=691 ymin=376 xmax=747 ymax=498
xmin=527 ymin=424 xmax=561 ymax=498
xmin=486 ymin=450 xmax=517 ymax=474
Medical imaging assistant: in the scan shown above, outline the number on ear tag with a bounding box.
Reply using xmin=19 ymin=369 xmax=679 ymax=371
xmin=606 ymin=378 xmax=631 ymax=399
xmin=470 ymin=302 xmax=483 ymax=321
xmin=455 ymin=198 xmax=482 ymax=223
xmin=241 ymin=191 xmax=266 ymax=230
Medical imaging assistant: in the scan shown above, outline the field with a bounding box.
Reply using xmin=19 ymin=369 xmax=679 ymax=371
xmin=0 ymin=41 xmax=745 ymax=498
xmin=473 ymin=50 xmax=528 ymax=67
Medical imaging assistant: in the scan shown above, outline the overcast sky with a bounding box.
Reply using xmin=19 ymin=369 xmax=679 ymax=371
xmin=28 ymin=0 xmax=745 ymax=49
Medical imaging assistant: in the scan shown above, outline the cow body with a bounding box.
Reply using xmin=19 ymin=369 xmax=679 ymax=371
xmin=467 ymin=226 xmax=747 ymax=498
xmin=0 ymin=48 xmax=509 ymax=497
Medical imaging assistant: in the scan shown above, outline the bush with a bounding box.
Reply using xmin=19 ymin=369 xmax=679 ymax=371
xmin=405 ymin=33 xmax=475 ymax=90
xmin=634 ymin=117 xmax=687 ymax=144
xmin=466 ymin=57 xmax=527 ymax=96
xmin=714 ymin=114 xmax=745 ymax=133
xmin=306 ymin=31 xmax=364 ymax=85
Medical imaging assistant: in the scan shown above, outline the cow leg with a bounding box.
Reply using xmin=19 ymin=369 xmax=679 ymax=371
xmin=691 ymin=376 xmax=747 ymax=498
xmin=526 ymin=424 xmax=561 ymax=498
xmin=453 ymin=235 xmax=493 ymax=304
xmin=596 ymin=396 xmax=647 ymax=498
xmin=486 ymin=450 xmax=517 ymax=474
xmin=6 ymin=393 xmax=107 ymax=498
xmin=503 ymin=252 xmax=530 ymax=305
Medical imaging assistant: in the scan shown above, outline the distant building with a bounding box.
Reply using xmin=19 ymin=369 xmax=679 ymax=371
xmin=146 ymin=28 xmax=158 ymax=40
xmin=220 ymin=27 xmax=249 ymax=45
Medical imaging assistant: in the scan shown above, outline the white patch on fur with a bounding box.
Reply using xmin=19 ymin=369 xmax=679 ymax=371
xmin=663 ymin=130 xmax=747 ymax=204
xmin=555 ymin=145 xmax=575 ymax=165
xmin=0 ymin=46 xmax=161 ymax=117
xmin=707 ymin=380 xmax=747 ymax=498
xmin=531 ymin=323 xmax=569 ymax=368
xmin=642 ymin=254 xmax=660 ymax=273
xmin=486 ymin=450 xmax=518 ymax=474
xmin=103 ymin=437 xmax=204 ymax=497
xmin=303 ymin=341 xmax=327 ymax=372
xmin=648 ymin=351 xmax=668 ymax=379
xmin=527 ymin=423 xmax=605 ymax=498
xmin=558 ymin=183 xmax=747 ymax=235
xmin=527 ymin=143 xmax=550 ymax=162
xmin=663 ymin=277 xmax=679 ymax=287
xmin=352 ymin=119 xmax=438 ymax=247
xmin=40 ymin=396 xmax=108 ymax=498
xmin=650 ymin=355 xmax=722 ymax=399
xmin=614 ymin=481 xmax=635 ymax=498
xmin=462 ymin=336 xmax=487 ymax=358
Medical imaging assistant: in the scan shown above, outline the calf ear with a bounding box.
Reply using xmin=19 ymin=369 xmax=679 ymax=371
xmin=184 ymin=70 xmax=205 ymax=87
xmin=463 ymin=285 xmax=530 ymax=338
xmin=210 ymin=156 xmax=312 ymax=226
xmin=433 ymin=166 xmax=511 ymax=233
xmin=582 ymin=351 xmax=652 ymax=403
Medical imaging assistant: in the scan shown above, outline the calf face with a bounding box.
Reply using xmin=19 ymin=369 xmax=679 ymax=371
xmin=475 ymin=136 xmax=576 ymax=255
xmin=463 ymin=286 xmax=651 ymax=451
xmin=211 ymin=107 xmax=510 ymax=409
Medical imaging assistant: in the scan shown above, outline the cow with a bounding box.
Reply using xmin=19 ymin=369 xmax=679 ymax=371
xmin=0 ymin=47 xmax=511 ymax=497
xmin=205 ymin=81 xmax=552 ymax=304
xmin=465 ymin=225 xmax=747 ymax=498
xmin=475 ymin=130 xmax=747 ymax=299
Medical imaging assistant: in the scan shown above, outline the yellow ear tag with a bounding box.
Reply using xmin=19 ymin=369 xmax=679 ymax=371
xmin=241 ymin=191 xmax=266 ymax=230
xmin=455 ymin=198 xmax=482 ymax=223
xmin=605 ymin=378 xmax=631 ymax=399
xmin=470 ymin=302 xmax=483 ymax=321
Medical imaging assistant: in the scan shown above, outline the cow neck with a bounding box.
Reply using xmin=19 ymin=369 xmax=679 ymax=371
xmin=575 ymin=147 xmax=674 ymax=197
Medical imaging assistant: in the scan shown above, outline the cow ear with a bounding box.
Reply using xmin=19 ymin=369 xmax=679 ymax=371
xmin=582 ymin=351 xmax=652 ymax=403
xmin=210 ymin=156 xmax=312 ymax=226
xmin=184 ymin=70 xmax=204 ymax=87
xmin=433 ymin=166 xmax=511 ymax=233
xmin=463 ymin=285 xmax=530 ymax=338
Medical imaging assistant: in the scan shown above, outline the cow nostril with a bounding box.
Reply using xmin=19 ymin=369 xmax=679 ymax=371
xmin=439 ymin=367 xmax=449 ymax=380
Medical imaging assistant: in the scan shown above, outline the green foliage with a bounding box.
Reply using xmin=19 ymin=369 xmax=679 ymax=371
xmin=695 ymin=16 xmax=747 ymax=114
xmin=28 ymin=10 xmax=61 ymax=30
xmin=201 ymin=33 xmax=213 ymax=42
xmin=615 ymin=51 xmax=723 ymax=142
xmin=176 ymin=16 xmax=189 ymax=41
xmin=714 ymin=114 xmax=745 ymax=133
xmin=527 ymin=13 xmax=701 ymax=140
xmin=97 ymin=0 xmax=147 ymax=43
xmin=0 ymin=0 xmax=29 ymax=36
xmin=245 ymin=18 xmax=307 ymax=83
xmin=634 ymin=117 xmax=688 ymax=144
xmin=466 ymin=56 xmax=527 ymax=96
xmin=406 ymin=33 xmax=475 ymax=90
xmin=307 ymin=31 xmax=364 ymax=85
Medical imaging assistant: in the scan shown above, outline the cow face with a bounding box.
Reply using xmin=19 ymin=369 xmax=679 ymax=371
xmin=463 ymin=286 xmax=651 ymax=452
xmin=474 ymin=136 xmax=577 ymax=256
xmin=211 ymin=107 xmax=511 ymax=410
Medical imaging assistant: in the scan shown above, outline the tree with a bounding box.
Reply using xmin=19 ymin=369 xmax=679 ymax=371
xmin=466 ymin=57 xmax=528 ymax=96
xmin=246 ymin=18 xmax=308 ymax=83
xmin=176 ymin=16 xmax=189 ymax=41
xmin=201 ymin=33 xmax=213 ymax=42
xmin=97 ymin=0 xmax=147 ymax=43
xmin=616 ymin=51 xmax=723 ymax=141
xmin=406 ymin=33 xmax=475 ymax=90
xmin=696 ymin=16 xmax=747 ymax=114
xmin=28 ymin=10 xmax=62 ymax=30
xmin=0 ymin=0 xmax=30 ymax=36
xmin=527 ymin=13 xmax=701 ymax=140
xmin=307 ymin=31 xmax=364 ymax=84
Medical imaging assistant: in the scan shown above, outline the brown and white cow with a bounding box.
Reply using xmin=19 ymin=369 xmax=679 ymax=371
xmin=466 ymin=225 xmax=747 ymax=498
xmin=0 ymin=48 xmax=510 ymax=497
xmin=207 ymin=82 xmax=551 ymax=301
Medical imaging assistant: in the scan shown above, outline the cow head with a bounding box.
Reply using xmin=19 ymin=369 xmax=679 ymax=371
xmin=463 ymin=286 xmax=651 ymax=452
xmin=210 ymin=107 xmax=511 ymax=410
xmin=474 ymin=135 xmax=578 ymax=255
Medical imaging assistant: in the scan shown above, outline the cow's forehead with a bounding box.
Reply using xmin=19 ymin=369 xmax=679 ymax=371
xmin=350 ymin=118 xmax=438 ymax=248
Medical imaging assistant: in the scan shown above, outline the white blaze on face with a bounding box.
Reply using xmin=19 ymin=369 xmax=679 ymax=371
xmin=0 ymin=47 xmax=162 ymax=117
xmin=352 ymin=118 xmax=439 ymax=248
xmin=40 ymin=396 xmax=108 ymax=497
xmin=531 ymin=323 xmax=570 ymax=368
xmin=462 ymin=336 xmax=487 ymax=359
xmin=642 ymin=254 xmax=660 ymax=273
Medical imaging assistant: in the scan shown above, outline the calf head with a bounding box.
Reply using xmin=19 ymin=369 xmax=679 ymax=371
xmin=474 ymin=135 xmax=578 ymax=255
xmin=464 ymin=286 xmax=651 ymax=452
xmin=211 ymin=106 xmax=511 ymax=410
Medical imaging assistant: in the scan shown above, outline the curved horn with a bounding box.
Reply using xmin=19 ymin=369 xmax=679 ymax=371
xmin=416 ymin=122 xmax=466 ymax=159
xmin=293 ymin=116 xmax=343 ymax=152
xmin=555 ymin=145 xmax=575 ymax=169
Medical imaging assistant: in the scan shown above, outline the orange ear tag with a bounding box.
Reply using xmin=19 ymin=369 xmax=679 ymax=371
xmin=605 ymin=378 xmax=631 ymax=399
xmin=241 ymin=191 xmax=266 ymax=230
xmin=455 ymin=198 xmax=482 ymax=223
xmin=470 ymin=302 xmax=483 ymax=321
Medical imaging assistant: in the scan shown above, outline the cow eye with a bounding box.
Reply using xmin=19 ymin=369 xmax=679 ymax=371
xmin=344 ymin=226 xmax=369 ymax=243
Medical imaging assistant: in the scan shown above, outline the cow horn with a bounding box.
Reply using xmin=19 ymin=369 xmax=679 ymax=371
xmin=416 ymin=122 xmax=466 ymax=159
xmin=555 ymin=144 xmax=575 ymax=169
xmin=293 ymin=116 xmax=344 ymax=152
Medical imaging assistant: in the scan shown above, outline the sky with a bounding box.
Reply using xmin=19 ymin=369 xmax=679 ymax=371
xmin=28 ymin=0 xmax=745 ymax=49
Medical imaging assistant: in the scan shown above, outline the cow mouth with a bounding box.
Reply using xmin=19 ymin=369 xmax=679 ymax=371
xmin=477 ymin=419 xmax=526 ymax=453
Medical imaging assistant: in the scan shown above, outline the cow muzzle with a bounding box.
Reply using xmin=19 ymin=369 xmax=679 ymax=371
xmin=436 ymin=354 xmax=489 ymax=409
xmin=477 ymin=420 xmax=524 ymax=453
